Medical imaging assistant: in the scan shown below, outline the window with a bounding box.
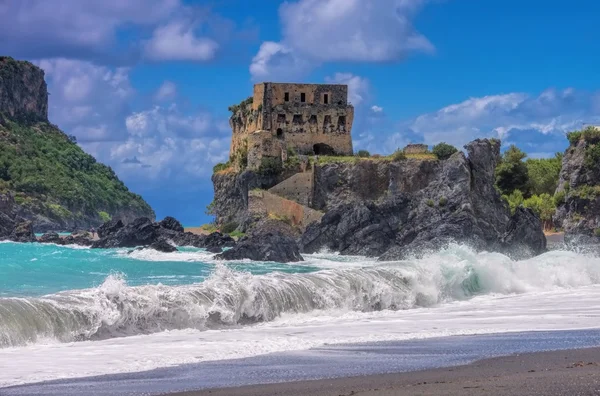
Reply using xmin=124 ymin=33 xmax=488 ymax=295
xmin=337 ymin=116 xmax=346 ymax=132
xmin=301 ymin=93 xmax=306 ymax=103
xmin=323 ymin=94 xmax=329 ymax=104
xmin=277 ymin=128 xmax=284 ymax=139
xmin=277 ymin=114 xmax=286 ymax=123
xmin=293 ymin=114 xmax=303 ymax=124
xmin=284 ymin=92 xmax=289 ymax=102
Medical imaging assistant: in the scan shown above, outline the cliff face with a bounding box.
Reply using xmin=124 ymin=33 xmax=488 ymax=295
xmin=301 ymin=139 xmax=546 ymax=259
xmin=0 ymin=57 xmax=48 ymax=121
xmin=0 ymin=57 xmax=154 ymax=234
xmin=554 ymin=139 xmax=600 ymax=240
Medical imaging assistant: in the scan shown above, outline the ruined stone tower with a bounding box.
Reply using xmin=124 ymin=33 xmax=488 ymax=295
xmin=229 ymin=82 xmax=354 ymax=170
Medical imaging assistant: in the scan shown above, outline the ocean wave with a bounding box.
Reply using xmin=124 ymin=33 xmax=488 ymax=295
xmin=1 ymin=245 xmax=599 ymax=348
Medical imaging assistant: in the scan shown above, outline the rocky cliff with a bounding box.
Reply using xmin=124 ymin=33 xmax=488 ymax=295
xmin=0 ymin=57 xmax=48 ymax=121
xmin=301 ymin=139 xmax=546 ymax=259
xmin=0 ymin=57 xmax=154 ymax=235
xmin=554 ymin=133 xmax=600 ymax=242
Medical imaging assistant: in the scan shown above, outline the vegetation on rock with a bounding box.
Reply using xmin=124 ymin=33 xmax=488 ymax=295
xmin=0 ymin=117 xmax=153 ymax=224
xmin=432 ymin=142 xmax=458 ymax=160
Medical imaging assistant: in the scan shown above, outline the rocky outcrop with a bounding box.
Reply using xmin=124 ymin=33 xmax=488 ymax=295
xmin=9 ymin=220 xmax=36 ymax=243
xmin=0 ymin=57 xmax=48 ymax=121
xmin=217 ymin=220 xmax=303 ymax=262
xmin=38 ymin=232 xmax=62 ymax=244
xmin=148 ymin=239 xmax=177 ymax=253
xmin=92 ymin=217 xmax=160 ymax=248
xmin=554 ymin=138 xmax=600 ymax=242
xmin=62 ymin=230 xmax=94 ymax=246
xmin=301 ymin=139 xmax=546 ymax=259
xmin=97 ymin=219 xmax=124 ymax=238
xmin=500 ymin=207 xmax=547 ymax=259
xmin=159 ymin=216 xmax=184 ymax=233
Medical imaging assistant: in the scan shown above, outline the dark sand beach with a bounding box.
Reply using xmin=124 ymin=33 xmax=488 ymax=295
xmin=170 ymin=347 xmax=600 ymax=396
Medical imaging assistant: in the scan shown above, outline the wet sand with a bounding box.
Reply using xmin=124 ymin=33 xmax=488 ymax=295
xmin=169 ymin=347 xmax=600 ymax=396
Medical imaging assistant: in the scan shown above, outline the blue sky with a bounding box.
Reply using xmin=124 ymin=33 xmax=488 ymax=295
xmin=1 ymin=0 xmax=599 ymax=225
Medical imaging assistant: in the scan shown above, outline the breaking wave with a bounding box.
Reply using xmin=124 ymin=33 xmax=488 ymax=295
xmin=1 ymin=245 xmax=599 ymax=348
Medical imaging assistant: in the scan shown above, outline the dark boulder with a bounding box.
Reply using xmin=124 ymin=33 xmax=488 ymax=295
xmin=379 ymin=238 xmax=457 ymax=261
xmin=159 ymin=216 xmax=184 ymax=233
xmin=63 ymin=231 xmax=94 ymax=246
xmin=203 ymin=232 xmax=236 ymax=249
xmin=38 ymin=232 xmax=63 ymax=244
xmin=97 ymin=219 xmax=124 ymax=238
xmin=500 ymin=207 xmax=547 ymax=259
xmin=168 ymin=231 xmax=205 ymax=247
xmin=217 ymin=220 xmax=302 ymax=262
xmin=148 ymin=239 xmax=177 ymax=253
xmin=206 ymin=246 xmax=223 ymax=254
xmin=0 ymin=212 xmax=15 ymax=239
xmin=9 ymin=220 xmax=36 ymax=243
xmin=92 ymin=217 xmax=159 ymax=248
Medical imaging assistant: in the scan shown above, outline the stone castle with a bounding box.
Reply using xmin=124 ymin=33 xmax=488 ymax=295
xmin=229 ymin=82 xmax=354 ymax=170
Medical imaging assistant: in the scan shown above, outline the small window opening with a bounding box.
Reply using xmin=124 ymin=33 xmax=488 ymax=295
xmin=324 ymin=94 xmax=329 ymax=104
xmin=276 ymin=128 xmax=284 ymax=139
xmin=301 ymin=93 xmax=306 ymax=103
xmin=277 ymin=114 xmax=286 ymax=123
xmin=293 ymin=114 xmax=303 ymax=125
xmin=284 ymin=92 xmax=290 ymax=102
xmin=337 ymin=116 xmax=346 ymax=132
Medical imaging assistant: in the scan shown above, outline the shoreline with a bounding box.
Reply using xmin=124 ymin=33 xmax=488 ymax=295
xmin=169 ymin=346 xmax=600 ymax=396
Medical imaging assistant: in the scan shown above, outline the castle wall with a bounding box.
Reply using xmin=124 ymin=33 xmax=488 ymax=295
xmin=268 ymin=170 xmax=314 ymax=207
xmin=248 ymin=190 xmax=323 ymax=232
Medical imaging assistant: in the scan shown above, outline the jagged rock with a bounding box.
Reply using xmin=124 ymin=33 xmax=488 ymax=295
xmin=97 ymin=219 xmax=124 ymax=238
xmin=202 ymin=232 xmax=236 ymax=249
xmin=38 ymin=232 xmax=63 ymax=244
xmin=379 ymin=238 xmax=456 ymax=261
xmin=9 ymin=220 xmax=36 ymax=243
xmin=62 ymin=230 xmax=94 ymax=246
xmin=148 ymin=239 xmax=177 ymax=253
xmin=92 ymin=217 xmax=159 ymax=248
xmin=500 ymin=207 xmax=547 ymax=259
xmin=0 ymin=57 xmax=48 ymax=121
xmin=554 ymin=138 xmax=600 ymax=242
xmin=207 ymin=246 xmax=223 ymax=253
xmin=159 ymin=216 xmax=184 ymax=233
xmin=217 ymin=220 xmax=303 ymax=262
xmin=302 ymin=139 xmax=545 ymax=259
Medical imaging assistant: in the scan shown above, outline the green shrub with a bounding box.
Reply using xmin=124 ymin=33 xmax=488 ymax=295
xmin=439 ymin=196 xmax=448 ymax=206
xmin=585 ymin=143 xmax=600 ymax=169
xmin=567 ymin=126 xmax=600 ymax=146
xmin=595 ymin=228 xmax=600 ymax=237
xmin=432 ymin=142 xmax=458 ymax=160
xmin=357 ymin=150 xmax=371 ymax=158
xmin=229 ymin=230 xmax=245 ymax=239
xmin=98 ymin=211 xmax=112 ymax=222
xmin=258 ymin=157 xmax=282 ymax=175
xmin=391 ymin=150 xmax=406 ymax=161
xmin=220 ymin=222 xmax=238 ymax=234
xmin=213 ymin=162 xmax=230 ymax=173
xmin=553 ymin=190 xmax=566 ymax=206
xmin=426 ymin=199 xmax=434 ymax=207
xmin=502 ymin=189 xmax=524 ymax=214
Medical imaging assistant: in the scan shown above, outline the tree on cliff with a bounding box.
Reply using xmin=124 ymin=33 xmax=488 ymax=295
xmin=432 ymin=142 xmax=458 ymax=160
xmin=526 ymin=153 xmax=563 ymax=196
xmin=496 ymin=145 xmax=530 ymax=196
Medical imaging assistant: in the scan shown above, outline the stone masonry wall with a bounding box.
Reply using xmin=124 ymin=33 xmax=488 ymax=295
xmin=248 ymin=190 xmax=323 ymax=232
xmin=268 ymin=170 xmax=314 ymax=206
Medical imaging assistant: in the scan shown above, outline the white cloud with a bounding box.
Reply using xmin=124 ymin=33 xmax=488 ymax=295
xmin=144 ymin=20 xmax=219 ymax=62
xmin=37 ymin=58 xmax=133 ymax=142
xmin=250 ymin=0 xmax=434 ymax=80
xmin=325 ymin=73 xmax=370 ymax=106
xmin=367 ymin=88 xmax=600 ymax=156
xmin=280 ymin=0 xmax=433 ymax=62
xmin=154 ymin=81 xmax=178 ymax=102
xmin=371 ymin=105 xmax=384 ymax=113
xmin=250 ymin=41 xmax=311 ymax=82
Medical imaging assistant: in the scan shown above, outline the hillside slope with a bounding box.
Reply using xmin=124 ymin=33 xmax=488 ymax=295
xmin=0 ymin=56 xmax=154 ymax=232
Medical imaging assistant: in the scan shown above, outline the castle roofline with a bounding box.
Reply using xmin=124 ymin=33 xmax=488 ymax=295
xmin=254 ymin=82 xmax=348 ymax=87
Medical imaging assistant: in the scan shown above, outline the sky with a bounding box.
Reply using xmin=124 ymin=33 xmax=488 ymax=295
xmin=1 ymin=0 xmax=599 ymax=225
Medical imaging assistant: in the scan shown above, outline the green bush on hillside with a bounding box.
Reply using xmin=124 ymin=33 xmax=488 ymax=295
xmin=432 ymin=142 xmax=458 ymax=160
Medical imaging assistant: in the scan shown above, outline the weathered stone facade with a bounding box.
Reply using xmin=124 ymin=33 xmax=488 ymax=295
xmin=230 ymin=82 xmax=354 ymax=170
xmin=403 ymin=144 xmax=429 ymax=154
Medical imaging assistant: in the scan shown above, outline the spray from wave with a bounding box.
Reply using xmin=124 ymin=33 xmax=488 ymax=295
xmin=1 ymin=245 xmax=599 ymax=348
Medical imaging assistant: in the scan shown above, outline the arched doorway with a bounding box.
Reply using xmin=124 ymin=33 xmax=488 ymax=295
xmin=276 ymin=128 xmax=284 ymax=139
xmin=313 ymin=143 xmax=335 ymax=155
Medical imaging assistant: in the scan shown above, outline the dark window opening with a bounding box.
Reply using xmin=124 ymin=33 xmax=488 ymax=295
xmin=323 ymin=94 xmax=329 ymax=104
xmin=337 ymin=116 xmax=346 ymax=132
xmin=338 ymin=101 xmax=343 ymax=105
xmin=301 ymin=93 xmax=306 ymax=103
xmin=284 ymin=92 xmax=289 ymax=102
xmin=277 ymin=114 xmax=286 ymax=123
xmin=293 ymin=114 xmax=303 ymax=125
xmin=276 ymin=128 xmax=284 ymax=139
xmin=309 ymin=115 xmax=317 ymax=125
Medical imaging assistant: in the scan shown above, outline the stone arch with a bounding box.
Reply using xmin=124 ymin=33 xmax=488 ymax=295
xmin=313 ymin=143 xmax=335 ymax=155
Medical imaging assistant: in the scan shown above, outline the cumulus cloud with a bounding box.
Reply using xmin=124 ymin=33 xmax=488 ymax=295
xmin=371 ymin=105 xmax=384 ymax=113
xmin=144 ymin=20 xmax=219 ymax=62
xmin=250 ymin=0 xmax=434 ymax=80
xmin=370 ymin=88 xmax=600 ymax=156
xmin=154 ymin=81 xmax=178 ymax=102
xmin=37 ymin=58 xmax=133 ymax=142
xmin=325 ymin=73 xmax=370 ymax=106
xmin=250 ymin=41 xmax=312 ymax=82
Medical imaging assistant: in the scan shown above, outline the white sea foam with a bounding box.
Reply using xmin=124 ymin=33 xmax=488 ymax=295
xmin=1 ymin=246 xmax=600 ymax=386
